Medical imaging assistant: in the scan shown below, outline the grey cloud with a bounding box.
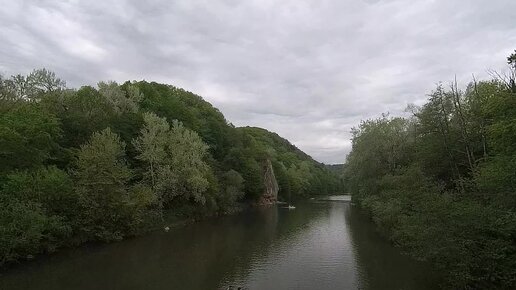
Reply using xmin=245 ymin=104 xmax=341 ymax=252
xmin=1 ymin=0 xmax=515 ymax=164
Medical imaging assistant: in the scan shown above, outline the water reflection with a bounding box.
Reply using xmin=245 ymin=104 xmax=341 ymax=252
xmin=345 ymin=205 xmax=441 ymax=290
xmin=0 ymin=197 xmax=440 ymax=290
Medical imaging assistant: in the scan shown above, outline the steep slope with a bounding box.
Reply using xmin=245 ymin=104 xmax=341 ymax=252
xmin=130 ymin=81 xmax=344 ymax=200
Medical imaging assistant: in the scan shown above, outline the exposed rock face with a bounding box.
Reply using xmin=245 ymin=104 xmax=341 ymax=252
xmin=257 ymin=159 xmax=279 ymax=206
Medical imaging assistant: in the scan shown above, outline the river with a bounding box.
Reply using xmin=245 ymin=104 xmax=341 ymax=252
xmin=0 ymin=195 xmax=441 ymax=290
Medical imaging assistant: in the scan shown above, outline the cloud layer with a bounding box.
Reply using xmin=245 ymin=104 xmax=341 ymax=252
xmin=1 ymin=0 xmax=515 ymax=163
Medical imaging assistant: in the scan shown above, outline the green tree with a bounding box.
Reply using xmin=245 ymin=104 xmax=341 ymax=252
xmin=132 ymin=112 xmax=169 ymax=190
xmin=507 ymin=50 xmax=516 ymax=92
xmin=98 ymin=81 xmax=141 ymax=114
xmin=1 ymin=167 xmax=78 ymax=224
xmin=1 ymin=69 xmax=66 ymax=101
xmin=217 ymin=169 xmax=245 ymax=212
xmin=133 ymin=114 xmax=210 ymax=205
xmin=0 ymin=103 xmax=61 ymax=175
xmin=75 ymin=128 xmax=133 ymax=241
xmin=0 ymin=198 xmax=68 ymax=265
xmin=39 ymin=86 xmax=115 ymax=150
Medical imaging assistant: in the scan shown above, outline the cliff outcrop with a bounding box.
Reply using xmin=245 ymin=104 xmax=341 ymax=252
xmin=257 ymin=159 xmax=278 ymax=206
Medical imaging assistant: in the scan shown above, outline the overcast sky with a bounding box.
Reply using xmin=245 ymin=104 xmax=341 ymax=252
xmin=1 ymin=0 xmax=515 ymax=163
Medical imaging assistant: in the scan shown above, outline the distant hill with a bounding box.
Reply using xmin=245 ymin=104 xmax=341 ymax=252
xmin=325 ymin=164 xmax=344 ymax=174
xmin=133 ymin=81 xmax=345 ymax=199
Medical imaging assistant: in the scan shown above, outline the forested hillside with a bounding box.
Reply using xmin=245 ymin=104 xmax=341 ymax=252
xmin=237 ymin=127 xmax=344 ymax=199
xmin=345 ymin=51 xmax=516 ymax=288
xmin=0 ymin=71 xmax=343 ymax=266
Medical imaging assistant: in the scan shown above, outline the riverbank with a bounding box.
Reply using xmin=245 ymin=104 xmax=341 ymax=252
xmin=1 ymin=200 xmax=277 ymax=270
xmin=344 ymin=62 xmax=516 ymax=288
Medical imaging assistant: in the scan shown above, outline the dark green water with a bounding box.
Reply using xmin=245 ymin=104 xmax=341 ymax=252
xmin=0 ymin=196 xmax=441 ymax=290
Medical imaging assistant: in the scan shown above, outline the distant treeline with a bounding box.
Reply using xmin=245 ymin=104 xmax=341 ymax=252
xmin=344 ymin=51 xmax=516 ymax=289
xmin=0 ymin=71 xmax=344 ymax=266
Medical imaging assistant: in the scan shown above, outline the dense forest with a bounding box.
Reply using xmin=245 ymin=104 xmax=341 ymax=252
xmin=344 ymin=51 xmax=516 ymax=289
xmin=0 ymin=71 xmax=343 ymax=266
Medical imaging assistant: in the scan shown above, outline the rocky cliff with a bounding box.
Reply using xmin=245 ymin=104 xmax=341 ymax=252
xmin=257 ymin=159 xmax=278 ymax=205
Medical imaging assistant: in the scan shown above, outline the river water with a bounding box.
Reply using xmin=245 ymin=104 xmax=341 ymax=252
xmin=0 ymin=196 xmax=441 ymax=290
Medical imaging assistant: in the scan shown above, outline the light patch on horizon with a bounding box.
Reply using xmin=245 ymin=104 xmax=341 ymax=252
xmin=1 ymin=0 xmax=515 ymax=163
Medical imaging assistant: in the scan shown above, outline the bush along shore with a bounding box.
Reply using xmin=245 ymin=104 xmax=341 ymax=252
xmin=344 ymin=51 xmax=516 ymax=289
xmin=0 ymin=71 xmax=344 ymax=267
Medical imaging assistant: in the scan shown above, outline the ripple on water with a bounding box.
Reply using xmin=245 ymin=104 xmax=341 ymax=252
xmin=0 ymin=197 xmax=440 ymax=290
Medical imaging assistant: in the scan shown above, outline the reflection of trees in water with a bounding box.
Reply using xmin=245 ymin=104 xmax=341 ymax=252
xmin=345 ymin=206 xmax=442 ymax=290
xmin=0 ymin=205 xmax=326 ymax=290
xmin=217 ymin=202 xmax=344 ymax=289
xmin=0 ymin=202 xmax=441 ymax=290
xmin=156 ymin=207 xmax=283 ymax=289
xmin=141 ymin=203 xmax=328 ymax=290
xmin=213 ymin=203 xmax=329 ymax=289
